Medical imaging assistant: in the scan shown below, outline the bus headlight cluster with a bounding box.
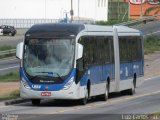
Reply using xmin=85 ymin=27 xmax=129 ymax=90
xmin=21 ymin=78 xmax=31 ymax=89
xmin=63 ymin=77 xmax=74 ymax=90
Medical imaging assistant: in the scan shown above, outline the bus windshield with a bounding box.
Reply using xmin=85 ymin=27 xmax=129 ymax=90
xmin=23 ymin=38 xmax=75 ymax=80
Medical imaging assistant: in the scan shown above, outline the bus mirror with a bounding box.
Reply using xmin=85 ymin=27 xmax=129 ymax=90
xmin=16 ymin=42 xmax=24 ymax=59
xmin=77 ymin=43 xmax=83 ymax=59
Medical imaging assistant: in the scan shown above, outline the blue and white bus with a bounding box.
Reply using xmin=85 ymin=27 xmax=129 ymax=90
xmin=16 ymin=23 xmax=144 ymax=105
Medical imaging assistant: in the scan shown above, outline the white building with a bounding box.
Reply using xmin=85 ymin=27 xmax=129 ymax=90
xmin=0 ymin=0 xmax=108 ymax=21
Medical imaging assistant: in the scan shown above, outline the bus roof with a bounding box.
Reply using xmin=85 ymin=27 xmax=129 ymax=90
xmin=85 ymin=24 xmax=141 ymax=33
xmin=26 ymin=23 xmax=85 ymax=37
xmin=25 ymin=23 xmax=141 ymax=37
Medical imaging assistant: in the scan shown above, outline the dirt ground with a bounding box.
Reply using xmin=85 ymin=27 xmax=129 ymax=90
xmin=0 ymin=52 xmax=160 ymax=96
xmin=0 ymin=82 xmax=19 ymax=96
xmin=144 ymin=51 xmax=160 ymax=78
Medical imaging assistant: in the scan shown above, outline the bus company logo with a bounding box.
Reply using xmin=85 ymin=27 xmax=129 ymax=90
xmin=32 ymin=85 xmax=41 ymax=89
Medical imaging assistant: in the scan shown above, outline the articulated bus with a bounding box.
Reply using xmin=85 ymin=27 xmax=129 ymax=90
xmin=16 ymin=23 xmax=144 ymax=105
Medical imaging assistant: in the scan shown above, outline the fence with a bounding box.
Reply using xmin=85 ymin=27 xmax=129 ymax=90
xmin=108 ymin=2 xmax=129 ymax=21
xmin=0 ymin=19 xmax=59 ymax=28
xmin=0 ymin=19 xmax=95 ymax=28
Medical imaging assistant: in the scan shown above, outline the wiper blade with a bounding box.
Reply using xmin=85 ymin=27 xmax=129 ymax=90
xmin=30 ymin=75 xmax=43 ymax=80
xmin=55 ymin=72 xmax=63 ymax=81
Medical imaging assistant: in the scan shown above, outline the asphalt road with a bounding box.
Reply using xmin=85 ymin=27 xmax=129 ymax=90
xmin=132 ymin=21 xmax=160 ymax=36
xmin=0 ymin=76 xmax=160 ymax=120
xmin=0 ymin=58 xmax=19 ymax=75
xmin=0 ymin=36 xmax=23 ymax=46
xmin=0 ymin=36 xmax=22 ymax=75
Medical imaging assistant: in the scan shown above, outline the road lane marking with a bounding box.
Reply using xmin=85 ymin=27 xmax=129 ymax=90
xmin=1 ymin=89 xmax=160 ymax=120
xmin=48 ymin=90 xmax=160 ymax=114
xmin=145 ymin=31 xmax=160 ymax=36
xmin=0 ymin=65 xmax=19 ymax=71
xmin=145 ymin=75 xmax=160 ymax=81
xmin=0 ymin=58 xmax=17 ymax=63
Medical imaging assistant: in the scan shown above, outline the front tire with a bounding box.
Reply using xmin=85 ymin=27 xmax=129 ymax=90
xmin=31 ymin=99 xmax=41 ymax=106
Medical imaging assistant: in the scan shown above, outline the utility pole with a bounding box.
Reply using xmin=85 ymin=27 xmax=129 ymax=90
xmin=45 ymin=0 xmax=47 ymax=21
xmin=78 ymin=0 xmax=80 ymax=21
xmin=70 ymin=0 xmax=74 ymax=22
xmin=117 ymin=0 xmax=120 ymax=22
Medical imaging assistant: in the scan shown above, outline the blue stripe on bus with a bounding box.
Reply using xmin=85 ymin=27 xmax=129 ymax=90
xmin=120 ymin=60 xmax=144 ymax=80
xmin=80 ymin=64 xmax=115 ymax=86
xmin=79 ymin=59 xmax=144 ymax=85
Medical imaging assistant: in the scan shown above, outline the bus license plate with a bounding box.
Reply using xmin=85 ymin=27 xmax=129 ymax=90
xmin=41 ymin=92 xmax=51 ymax=96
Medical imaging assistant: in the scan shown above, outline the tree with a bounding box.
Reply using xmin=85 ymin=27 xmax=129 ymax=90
xmin=144 ymin=0 xmax=160 ymax=15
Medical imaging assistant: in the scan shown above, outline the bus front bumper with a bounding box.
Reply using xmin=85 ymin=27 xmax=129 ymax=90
xmin=20 ymin=81 xmax=81 ymax=100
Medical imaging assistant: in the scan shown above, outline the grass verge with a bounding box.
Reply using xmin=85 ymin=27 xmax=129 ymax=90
xmin=0 ymin=90 xmax=20 ymax=101
xmin=0 ymin=72 xmax=19 ymax=82
xmin=0 ymin=45 xmax=16 ymax=59
xmin=0 ymin=45 xmax=16 ymax=51
xmin=144 ymin=35 xmax=160 ymax=54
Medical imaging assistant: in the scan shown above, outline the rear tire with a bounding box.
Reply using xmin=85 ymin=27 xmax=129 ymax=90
xmin=31 ymin=99 xmax=41 ymax=106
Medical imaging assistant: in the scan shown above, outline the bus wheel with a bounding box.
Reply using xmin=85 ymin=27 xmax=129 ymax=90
xmin=31 ymin=99 xmax=41 ymax=106
xmin=101 ymin=83 xmax=109 ymax=101
xmin=79 ymin=87 xmax=88 ymax=105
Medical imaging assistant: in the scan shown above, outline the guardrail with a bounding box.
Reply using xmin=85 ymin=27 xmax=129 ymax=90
xmin=0 ymin=49 xmax=16 ymax=59
xmin=115 ymin=14 xmax=160 ymax=26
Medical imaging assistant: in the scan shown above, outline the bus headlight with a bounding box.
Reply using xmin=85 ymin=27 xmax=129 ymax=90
xmin=63 ymin=77 xmax=74 ymax=90
xmin=21 ymin=78 xmax=31 ymax=89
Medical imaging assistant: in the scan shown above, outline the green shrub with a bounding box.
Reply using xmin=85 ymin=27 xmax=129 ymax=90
xmin=144 ymin=35 xmax=160 ymax=54
xmin=0 ymin=72 xmax=19 ymax=82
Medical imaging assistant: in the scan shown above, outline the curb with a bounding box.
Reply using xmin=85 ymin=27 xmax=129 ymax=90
xmin=4 ymin=98 xmax=30 ymax=105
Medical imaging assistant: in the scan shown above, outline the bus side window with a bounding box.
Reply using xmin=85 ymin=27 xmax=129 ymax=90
xmin=137 ymin=38 xmax=142 ymax=60
xmin=78 ymin=36 xmax=91 ymax=69
xmin=92 ymin=37 xmax=98 ymax=64
xmin=104 ymin=37 xmax=110 ymax=64
xmin=109 ymin=37 xmax=114 ymax=63
xmin=119 ymin=37 xmax=126 ymax=62
xmin=131 ymin=37 xmax=141 ymax=61
xmin=96 ymin=36 xmax=104 ymax=65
